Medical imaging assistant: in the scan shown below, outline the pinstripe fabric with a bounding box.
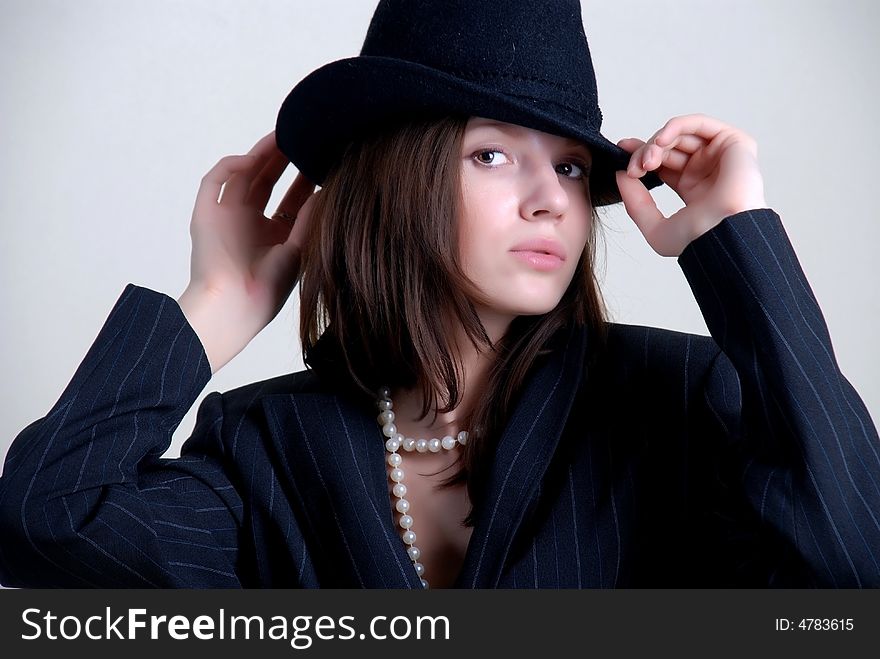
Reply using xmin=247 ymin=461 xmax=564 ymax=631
xmin=0 ymin=208 xmax=877 ymax=588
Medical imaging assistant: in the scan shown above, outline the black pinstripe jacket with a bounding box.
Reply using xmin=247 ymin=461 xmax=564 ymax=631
xmin=1 ymin=208 xmax=878 ymax=588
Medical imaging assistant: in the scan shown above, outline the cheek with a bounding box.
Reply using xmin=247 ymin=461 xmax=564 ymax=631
xmin=458 ymin=194 xmax=509 ymax=263
xmin=458 ymin=213 xmax=491 ymax=276
xmin=456 ymin=212 xmax=477 ymax=273
xmin=572 ymin=206 xmax=593 ymax=249
xmin=562 ymin=220 xmax=591 ymax=279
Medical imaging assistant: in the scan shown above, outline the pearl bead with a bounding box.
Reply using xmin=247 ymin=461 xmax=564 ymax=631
xmin=376 ymin=384 xmax=468 ymax=591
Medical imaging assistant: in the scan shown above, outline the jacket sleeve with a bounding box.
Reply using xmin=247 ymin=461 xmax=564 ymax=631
xmin=0 ymin=284 xmax=244 ymax=587
xmin=677 ymin=208 xmax=880 ymax=587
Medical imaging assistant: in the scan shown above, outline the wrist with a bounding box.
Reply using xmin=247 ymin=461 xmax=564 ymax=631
xmin=176 ymin=284 xmax=257 ymax=375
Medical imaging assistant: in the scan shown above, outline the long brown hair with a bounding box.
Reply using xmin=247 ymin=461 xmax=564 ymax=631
xmin=298 ymin=113 xmax=610 ymax=526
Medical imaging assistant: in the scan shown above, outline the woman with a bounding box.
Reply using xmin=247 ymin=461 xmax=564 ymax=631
xmin=0 ymin=0 xmax=877 ymax=589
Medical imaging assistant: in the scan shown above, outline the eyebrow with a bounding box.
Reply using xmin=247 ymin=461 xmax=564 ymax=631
xmin=469 ymin=120 xmax=592 ymax=157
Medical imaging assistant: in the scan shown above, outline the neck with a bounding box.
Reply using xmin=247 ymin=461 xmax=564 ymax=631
xmin=390 ymin=308 xmax=511 ymax=437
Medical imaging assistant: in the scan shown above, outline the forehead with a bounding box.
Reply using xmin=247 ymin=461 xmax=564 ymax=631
xmin=466 ymin=117 xmax=591 ymax=153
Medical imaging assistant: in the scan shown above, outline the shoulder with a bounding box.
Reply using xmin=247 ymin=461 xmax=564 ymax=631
xmin=595 ymin=321 xmax=722 ymax=387
xmin=605 ymin=321 xmax=718 ymax=356
xmin=211 ymin=367 xmax=331 ymax=416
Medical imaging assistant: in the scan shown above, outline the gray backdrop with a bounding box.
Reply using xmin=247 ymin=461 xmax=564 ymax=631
xmin=1 ymin=0 xmax=877 ymax=465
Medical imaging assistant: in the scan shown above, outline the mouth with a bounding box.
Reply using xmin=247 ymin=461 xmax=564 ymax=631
xmin=509 ymin=237 xmax=567 ymax=262
xmin=510 ymin=250 xmax=565 ymax=271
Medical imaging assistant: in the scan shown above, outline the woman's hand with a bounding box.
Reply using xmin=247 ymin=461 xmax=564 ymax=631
xmin=614 ymin=113 xmax=766 ymax=257
xmin=178 ymin=130 xmax=321 ymax=373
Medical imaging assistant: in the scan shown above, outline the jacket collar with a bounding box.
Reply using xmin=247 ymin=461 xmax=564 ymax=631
xmin=259 ymin=322 xmax=588 ymax=588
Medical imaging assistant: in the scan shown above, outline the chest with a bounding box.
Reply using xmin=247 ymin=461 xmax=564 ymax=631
xmin=386 ymin=456 xmax=473 ymax=588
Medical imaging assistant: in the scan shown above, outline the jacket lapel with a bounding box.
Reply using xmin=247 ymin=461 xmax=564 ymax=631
xmin=260 ymin=322 xmax=588 ymax=589
xmin=455 ymin=322 xmax=588 ymax=587
xmin=260 ymin=389 xmax=421 ymax=588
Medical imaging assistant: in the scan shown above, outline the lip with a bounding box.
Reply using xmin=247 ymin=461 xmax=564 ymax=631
xmin=509 ymin=236 xmax=567 ymax=261
xmin=510 ymin=250 xmax=565 ymax=271
xmin=510 ymin=236 xmax=567 ymax=272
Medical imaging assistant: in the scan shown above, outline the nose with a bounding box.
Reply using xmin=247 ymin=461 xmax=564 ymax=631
xmin=521 ymin=164 xmax=569 ymax=221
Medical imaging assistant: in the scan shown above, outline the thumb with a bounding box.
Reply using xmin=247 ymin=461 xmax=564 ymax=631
xmin=282 ymin=189 xmax=320 ymax=254
xmin=615 ymin=169 xmax=665 ymax=238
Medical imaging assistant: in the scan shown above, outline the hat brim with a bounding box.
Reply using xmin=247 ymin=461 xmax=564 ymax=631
xmin=276 ymin=56 xmax=664 ymax=207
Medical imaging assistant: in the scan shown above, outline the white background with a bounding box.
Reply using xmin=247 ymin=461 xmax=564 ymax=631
xmin=1 ymin=0 xmax=878 ymax=466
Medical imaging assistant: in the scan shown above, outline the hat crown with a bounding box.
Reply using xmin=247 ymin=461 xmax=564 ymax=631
xmin=360 ymin=0 xmax=601 ymax=127
xmin=275 ymin=0 xmax=665 ymax=201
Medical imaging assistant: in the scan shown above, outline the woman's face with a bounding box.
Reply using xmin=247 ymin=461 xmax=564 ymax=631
xmin=458 ymin=116 xmax=593 ymax=330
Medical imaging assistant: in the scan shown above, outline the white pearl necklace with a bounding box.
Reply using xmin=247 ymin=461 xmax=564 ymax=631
xmin=375 ymin=385 xmax=468 ymax=589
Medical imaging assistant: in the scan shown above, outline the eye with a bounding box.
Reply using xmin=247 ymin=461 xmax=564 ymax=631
xmin=473 ymin=148 xmax=511 ymax=167
xmin=472 ymin=148 xmax=591 ymax=181
xmin=556 ymin=160 xmax=591 ymax=181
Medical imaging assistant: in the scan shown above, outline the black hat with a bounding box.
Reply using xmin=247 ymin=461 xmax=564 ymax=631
xmin=275 ymin=0 xmax=664 ymax=206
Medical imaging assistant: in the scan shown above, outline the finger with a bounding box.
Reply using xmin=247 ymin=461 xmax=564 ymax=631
xmin=221 ymin=132 xmax=279 ymax=205
xmin=620 ymin=123 xmax=711 ymax=158
xmin=624 ymin=115 xmax=724 ymax=178
xmin=652 ymin=113 xmax=731 ymax=147
xmin=652 ymin=134 xmax=707 ymax=155
xmin=619 ymin=135 xmax=706 ymax=170
xmin=281 ymin=188 xmax=319 ymax=253
xmin=193 ymin=154 xmax=259 ymax=218
xmin=615 ymin=169 xmax=666 ymax=238
xmin=273 ymin=170 xmax=317 ymax=218
xmin=643 ymin=131 xmax=731 ymax=180
xmin=617 ymin=137 xmax=645 ymax=154
xmin=624 ymin=141 xmax=693 ymax=178
xmin=618 ymin=137 xmax=647 ymax=172
xmin=247 ymin=149 xmax=291 ymax=209
xmin=629 ymin=141 xmax=658 ymax=174
xmin=645 ymin=147 xmax=690 ymax=173
xmin=270 ymin=181 xmax=322 ymax=274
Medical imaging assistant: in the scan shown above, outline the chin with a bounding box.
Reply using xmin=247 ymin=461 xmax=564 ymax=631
xmin=503 ymin=298 xmax=562 ymax=317
xmin=515 ymin=306 xmax=559 ymax=317
xmin=477 ymin=288 xmax=565 ymax=319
